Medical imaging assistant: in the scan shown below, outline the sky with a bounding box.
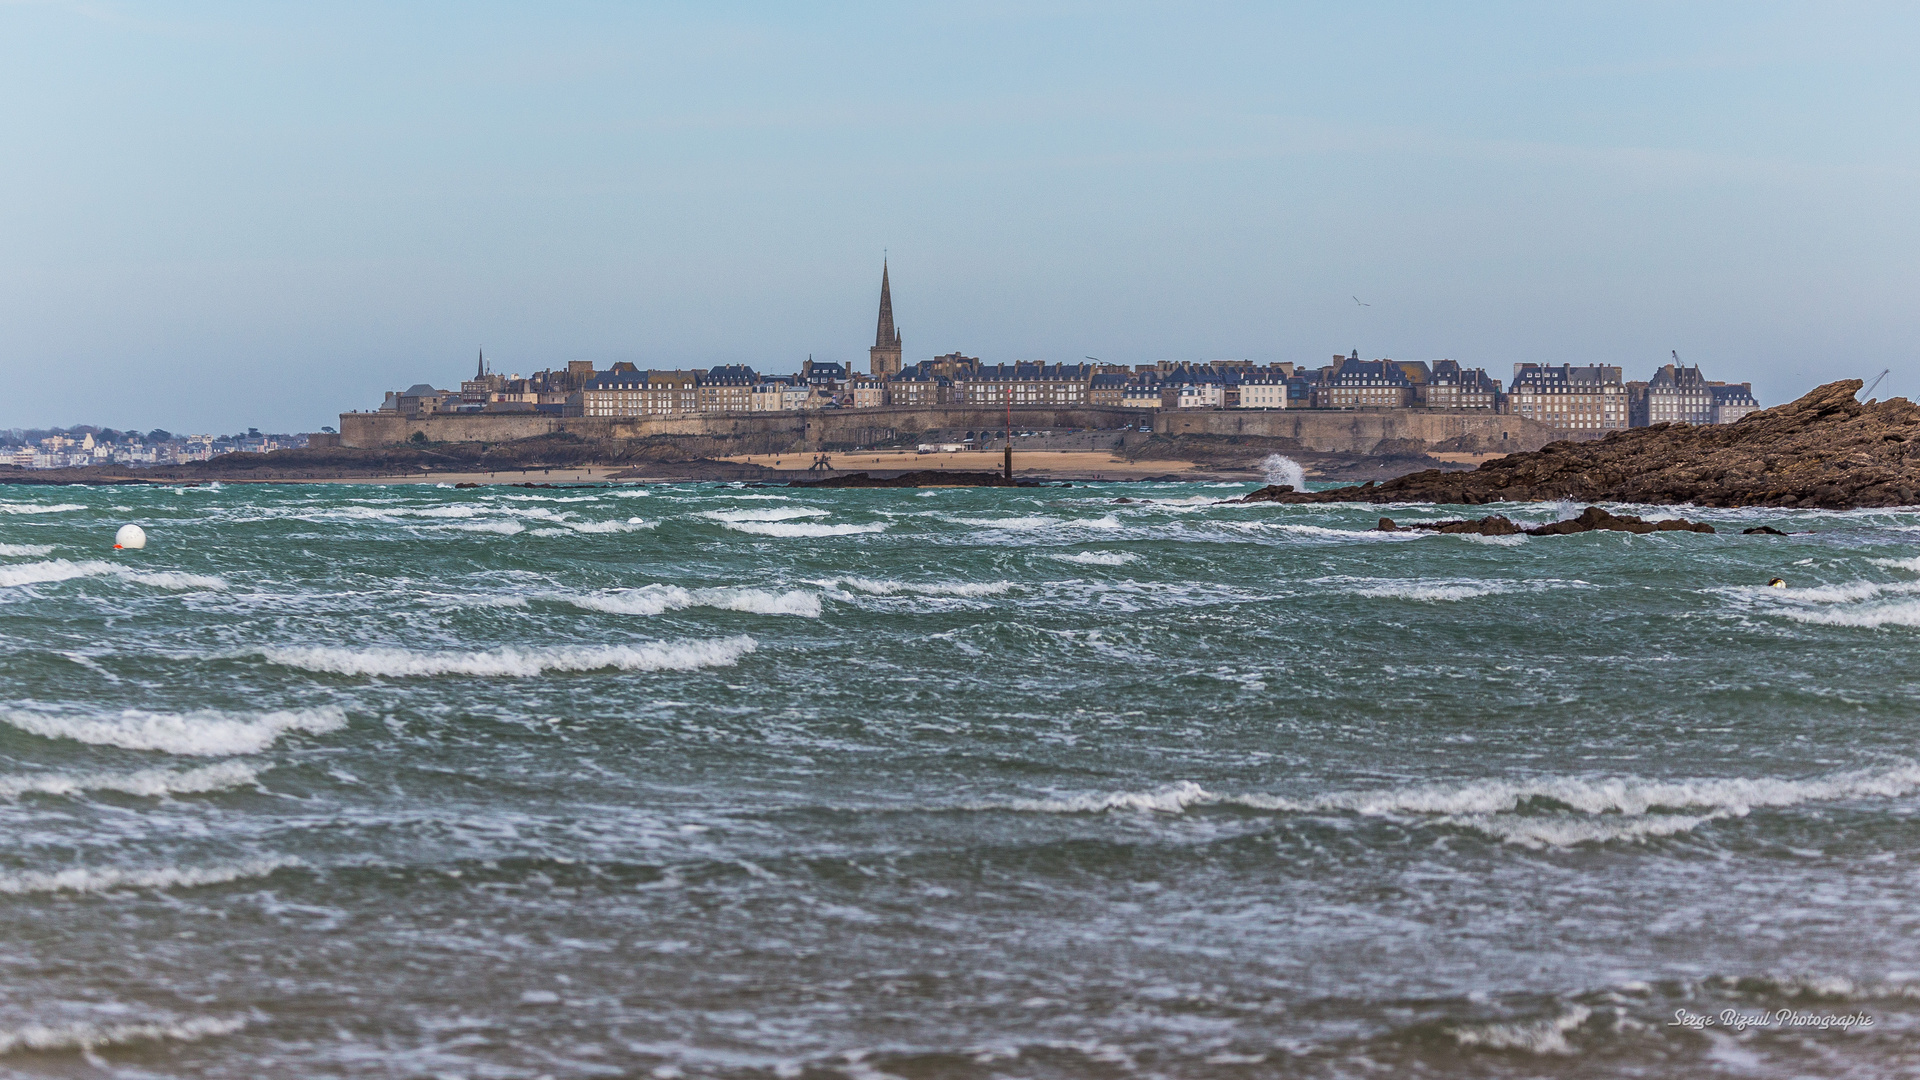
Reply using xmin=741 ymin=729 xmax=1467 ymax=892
xmin=1 ymin=1 xmax=1916 ymax=433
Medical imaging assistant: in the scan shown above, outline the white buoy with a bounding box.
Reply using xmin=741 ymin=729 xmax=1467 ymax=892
xmin=114 ymin=524 xmax=147 ymax=550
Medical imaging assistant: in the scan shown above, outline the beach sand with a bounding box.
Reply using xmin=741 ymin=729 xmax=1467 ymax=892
xmin=717 ymin=449 xmax=1203 ymax=480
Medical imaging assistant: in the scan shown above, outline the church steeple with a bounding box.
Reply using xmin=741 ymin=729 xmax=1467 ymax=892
xmin=477 ymin=348 xmax=487 ymax=379
xmin=868 ymin=260 xmax=903 ymax=378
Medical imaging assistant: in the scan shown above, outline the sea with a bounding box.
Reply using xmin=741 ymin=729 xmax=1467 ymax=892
xmin=2 ymin=476 xmax=1919 ymax=1078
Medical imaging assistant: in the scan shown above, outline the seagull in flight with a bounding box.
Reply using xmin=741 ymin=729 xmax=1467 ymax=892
xmin=1352 ymin=296 xmax=1371 ymax=307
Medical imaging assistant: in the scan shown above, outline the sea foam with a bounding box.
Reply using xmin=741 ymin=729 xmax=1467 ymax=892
xmin=1048 ymin=551 xmax=1140 ymax=566
xmin=0 ymin=502 xmax=85 ymax=514
xmin=0 ymin=559 xmax=226 ymax=591
xmin=724 ymin=521 xmax=885 ymax=538
xmin=701 ymin=507 xmax=829 ymax=523
xmin=0 ymin=1016 xmax=247 ymax=1056
xmin=256 ymin=636 xmax=757 ymax=677
xmin=571 ymin=585 xmax=821 ymax=618
xmin=0 ymin=544 xmax=55 ymax=557
xmin=0 ymin=705 xmax=346 ymax=756
xmin=0 ymin=761 xmax=260 ymax=799
xmin=811 ymin=577 xmax=1013 ymax=598
xmin=0 ymin=858 xmax=293 ymax=896
xmin=982 ymin=762 xmax=1920 ymax=847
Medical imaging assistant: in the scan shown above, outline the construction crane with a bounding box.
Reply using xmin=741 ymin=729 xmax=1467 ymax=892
xmin=1864 ymin=368 xmax=1891 ymax=400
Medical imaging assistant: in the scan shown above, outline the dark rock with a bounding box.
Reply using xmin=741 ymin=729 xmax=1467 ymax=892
xmin=1743 ymin=525 xmax=1788 ymax=535
xmin=454 ymin=482 xmax=480 ymax=489
xmin=1226 ymin=380 xmax=1915 ymax=509
xmin=1524 ymin=506 xmax=1714 ymax=536
xmin=1398 ymin=515 xmax=1523 ymax=536
xmin=1377 ymin=517 xmax=1398 ymax=531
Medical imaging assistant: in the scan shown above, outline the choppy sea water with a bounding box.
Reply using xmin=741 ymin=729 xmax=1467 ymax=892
xmin=3 ymin=480 xmax=1920 ymax=1078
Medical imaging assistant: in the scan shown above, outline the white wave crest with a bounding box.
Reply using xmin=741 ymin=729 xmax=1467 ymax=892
xmin=1351 ymin=582 xmax=1507 ymax=602
xmin=571 ymin=585 xmax=821 ymax=617
xmin=444 ymin=520 xmax=525 ymax=535
xmin=724 ymin=521 xmax=885 ymax=538
xmin=942 ymin=515 xmax=1058 ymax=530
xmin=0 ymin=560 xmax=226 ymax=591
xmin=0 ymin=705 xmax=346 ymax=756
xmin=256 ymin=637 xmax=756 ymax=677
xmin=0 ymin=502 xmax=85 ymax=514
xmin=811 ymin=577 xmax=1013 ymax=598
xmin=1448 ymin=1005 xmax=1593 ymax=1055
xmin=0 ymin=859 xmax=293 ymax=896
xmin=121 ymin=570 xmax=229 ymax=590
xmin=1048 ymin=551 xmax=1140 ymax=566
xmin=1779 ymin=600 xmax=1920 ymax=628
xmin=0 ymin=544 xmax=55 ymax=557
xmin=0 ymin=761 xmax=260 ymax=799
xmin=978 ymin=763 xmax=1920 ymax=847
xmin=0 ymin=1016 xmax=247 ymax=1056
xmin=530 ymin=518 xmax=653 ymax=536
xmin=995 ymin=781 xmax=1215 ymax=814
xmin=702 ymin=507 xmax=830 ymax=523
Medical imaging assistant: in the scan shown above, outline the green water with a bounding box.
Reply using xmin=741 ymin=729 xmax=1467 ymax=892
xmin=1 ymin=480 xmax=1916 ymax=1077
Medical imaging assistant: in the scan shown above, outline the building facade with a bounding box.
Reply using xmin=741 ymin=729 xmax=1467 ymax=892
xmin=1507 ymin=364 xmax=1627 ymax=432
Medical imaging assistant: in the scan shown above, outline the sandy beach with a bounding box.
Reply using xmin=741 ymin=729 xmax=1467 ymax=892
xmin=717 ymin=448 xmax=1204 ymax=480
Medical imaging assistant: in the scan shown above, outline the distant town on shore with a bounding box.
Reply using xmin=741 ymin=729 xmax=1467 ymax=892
xmin=7 ymin=262 xmax=1760 ymax=470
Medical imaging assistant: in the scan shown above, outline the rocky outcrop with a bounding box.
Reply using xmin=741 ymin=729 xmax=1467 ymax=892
xmin=1231 ymin=381 xmax=1917 ymax=509
xmin=1376 ymin=506 xmax=1714 ymax=536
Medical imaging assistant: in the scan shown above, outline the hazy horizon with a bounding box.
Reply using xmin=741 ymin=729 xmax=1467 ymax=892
xmin=3 ymin=2 xmax=1916 ymax=433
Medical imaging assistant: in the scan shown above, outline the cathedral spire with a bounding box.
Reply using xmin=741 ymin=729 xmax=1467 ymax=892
xmin=874 ymin=261 xmax=899 ymax=348
xmin=477 ymin=348 xmax=486 ymax=380
xmin=868 ymin=260 xmax=903 ymax=379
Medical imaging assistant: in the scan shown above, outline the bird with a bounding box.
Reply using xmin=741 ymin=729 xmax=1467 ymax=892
xmin=1352 ymin=296 xmax=1370 ymax=307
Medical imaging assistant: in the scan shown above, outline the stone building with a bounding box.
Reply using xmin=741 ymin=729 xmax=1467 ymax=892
xmin=1420 ymin=360 xmax=1501 ymax=410
xmin=1312 ymin=359 xmax=1414 ymax=409
xmin=1507 ymin=364 xmax=1627 ymax=432
xmin=1628 ymin=362 xmax=1758 ymax=427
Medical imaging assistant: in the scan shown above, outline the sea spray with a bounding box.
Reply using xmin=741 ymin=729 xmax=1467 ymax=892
xmin=1261 ymin=453 xmax=1308 ymax=490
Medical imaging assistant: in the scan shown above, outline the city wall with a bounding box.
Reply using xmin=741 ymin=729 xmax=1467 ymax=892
xmin=339 ymin=405 xmax=1565 ymax=455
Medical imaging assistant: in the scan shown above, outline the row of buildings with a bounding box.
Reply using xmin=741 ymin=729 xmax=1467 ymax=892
xmin=380 ymin=352 xmax=1758 ymax=436
xmin=4 ymin=430 xmax=303 ymax=470
xmin=364 ymin=264 xmax=1761 ymax=435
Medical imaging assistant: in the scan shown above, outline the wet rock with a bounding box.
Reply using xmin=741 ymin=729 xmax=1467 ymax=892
xmin=1743 ymin=525 xmax=1788 ymax=535
xmin=1525 ymin=506 xmax=1713 ymax=536
xmin=1377 ymin=517 xmax=1398 ymax=531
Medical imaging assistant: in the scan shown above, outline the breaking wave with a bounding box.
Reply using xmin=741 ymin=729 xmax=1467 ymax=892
xmin=0 ymin=502 xmax=85 ymax=514
xmin=0 ymin=859 xmax=294 ymax=896
xmin=977 ymin=762 xmax=1920 ymax=847
xmin=1447 ymin=1006 xmax=1594 ymax=1055
xmin=0 ymin=559 xmax=226 ymax=591
xmin=811 ymin=577 xmax=1013 ymax=598
xmin=0 ymin=1016 xmax=247 ymax=1056
xmin=1047 ymin=551 xmax=1140 ymax=566
xmin=701 ymin=507 xmax=830 ymax=523
xmin=0 ymin=544 xmax=55 ymax=557
xmin=0 ymin=761 xmax=260 ymax=799
xmin=530 ymin=518 xmax=654 ymax=536
xmin=1351 ymin=581 xmax=1507 ymax=602
xmin=724 ymin=521 xmax=885 ymax=538
xmin=255 ymin=637 xmax=757 ymax=677
xmin=571 ymin=585 xmax=821 ymax=618
xmin=0 ymin=705 xmax=346 ymax=756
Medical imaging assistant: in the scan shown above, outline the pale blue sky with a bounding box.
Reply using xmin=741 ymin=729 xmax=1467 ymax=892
xmin=2 ymin=2 xmax=1915 ymax=432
